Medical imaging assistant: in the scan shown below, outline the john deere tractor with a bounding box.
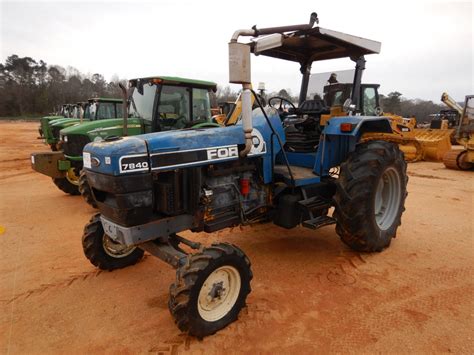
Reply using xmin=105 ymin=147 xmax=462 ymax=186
xmin=38 ymin=103 xmax=77 ymax=149
xmin=38 ymin=98 xmax=123 ymax=151
xmin=32 ymin=77 xmax=219 ymax=201
xmin=80 ymin=14 xmax=408 ymax=337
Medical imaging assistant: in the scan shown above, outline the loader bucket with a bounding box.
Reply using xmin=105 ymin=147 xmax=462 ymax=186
xmin=414 ymin=128 xmax=453 ymax=161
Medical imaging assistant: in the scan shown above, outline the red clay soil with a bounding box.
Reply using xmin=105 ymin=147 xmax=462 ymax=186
xmin=0 ymin=121 xmax=473 ymax=353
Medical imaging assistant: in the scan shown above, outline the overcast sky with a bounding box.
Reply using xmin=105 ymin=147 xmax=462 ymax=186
xmin=1 ymin=0 xmax=472 ymax=101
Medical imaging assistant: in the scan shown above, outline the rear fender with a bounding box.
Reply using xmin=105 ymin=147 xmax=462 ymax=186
xmin=314 ymin=116 xmax=392 ymax=175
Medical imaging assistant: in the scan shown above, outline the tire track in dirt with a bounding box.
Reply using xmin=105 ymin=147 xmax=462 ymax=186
xmin=0 ymin=171 xmax=35 ymax=181
xmin=407 ymin=171 xmax=452 ymax=180
xmin=319 ymin=265 xmax=474 ymax=352
xmin=0 ymin=270 xmax=103 ymax=305
xmin=0 ymin=158 xmax=30 ymax=163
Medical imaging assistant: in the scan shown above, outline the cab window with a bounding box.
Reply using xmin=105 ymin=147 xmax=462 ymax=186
xmin=192 ymin=88 xmax=211 ymax=121
xmin=158 ymin=85 xmax=190 ymax=130
xmin=96 ymin=102 xmax=116 ymax=120
xmin=363 ymin=87 xmax=377 ymax=115
xmin=115 ymin=103 xmax=123 ymax=118
xmin=333 ymin=91 xmax=344 ymax=106
xmin=128 ymin=82 xmax=157 ymax=122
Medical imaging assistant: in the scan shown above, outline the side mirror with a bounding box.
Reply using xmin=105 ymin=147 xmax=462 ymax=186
xmin=343 ymin=98 xmax=356 ymax=113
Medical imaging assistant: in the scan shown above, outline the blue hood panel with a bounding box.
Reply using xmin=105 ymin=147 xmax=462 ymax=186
xmin=84 ymin=136 xmax=148 ymax=175
xmin=84 ymin=108 xmax=284 ymax=181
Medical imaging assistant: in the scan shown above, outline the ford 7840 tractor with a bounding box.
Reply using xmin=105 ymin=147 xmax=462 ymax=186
xmin=81 ymin=14 xmax=408 ymax=337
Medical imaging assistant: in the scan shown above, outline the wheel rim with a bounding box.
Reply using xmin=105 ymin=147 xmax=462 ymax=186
xmin=374 ymin=167 xmax=402 ymax=230
xmin=102 ymin=234 xmax=136 ymax=258
xmin=65 ymin=168 xmax=80 ymax=186
xmin=197 ymin=265 xmax=241 ymax=322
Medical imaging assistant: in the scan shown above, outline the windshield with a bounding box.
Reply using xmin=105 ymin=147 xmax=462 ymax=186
xmin=96 ymin=102 xmax=117 ymax=120
xmin=128 ymin=82 xmax=157 ymax=121
xmin=307 ymin=69 xmax=355 ymax=104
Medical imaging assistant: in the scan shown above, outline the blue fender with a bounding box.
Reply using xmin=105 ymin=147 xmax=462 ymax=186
xmin=314 ymin=116 xmax=392 ymax=176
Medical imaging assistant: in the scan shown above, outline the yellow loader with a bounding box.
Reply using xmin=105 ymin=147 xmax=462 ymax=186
xmin=443 ymin=95 xmax=474 ymax=170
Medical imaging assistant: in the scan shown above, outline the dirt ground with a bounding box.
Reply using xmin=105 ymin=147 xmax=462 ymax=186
xmin=0 ymin=121 xmax=473 ymax=354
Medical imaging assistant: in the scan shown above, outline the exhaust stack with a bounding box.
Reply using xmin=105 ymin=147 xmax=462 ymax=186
xmin=229 ymin=13 xmax=318 ymax=157
xmin=118 ymin=83 xmax=128 ymax=136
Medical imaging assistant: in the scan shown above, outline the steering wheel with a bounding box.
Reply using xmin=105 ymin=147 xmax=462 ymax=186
xmin=268 ymin=96 xmax=296 ymax=114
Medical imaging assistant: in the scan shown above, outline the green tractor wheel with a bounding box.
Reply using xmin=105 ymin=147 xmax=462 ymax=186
xmin=78 ymin=170 xmax=97 ymax=208
xmin=52 ymin=168 xmax=80 ymax=195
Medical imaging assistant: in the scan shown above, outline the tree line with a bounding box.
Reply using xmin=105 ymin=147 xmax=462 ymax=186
xmin=0 ymin=55 xmax=126 ymax=117
xmin=1 ymin=54 xmax=446 ymax=122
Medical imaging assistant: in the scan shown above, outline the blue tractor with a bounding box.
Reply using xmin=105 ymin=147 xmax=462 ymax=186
xmin=81 ymin=14 xmax=407 ymax=337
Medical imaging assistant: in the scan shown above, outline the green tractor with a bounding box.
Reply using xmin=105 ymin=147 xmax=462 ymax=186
xmin=38 ymin=103 xmax=77 ymax=149
xmin=31 ymin=76 xmax=219 ymax=204
xmin=38 ymin=98 xmax=123 ymax=151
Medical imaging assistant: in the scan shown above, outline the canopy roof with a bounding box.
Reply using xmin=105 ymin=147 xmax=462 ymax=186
xmin=252 ymin=27 xmax=381 ymax=64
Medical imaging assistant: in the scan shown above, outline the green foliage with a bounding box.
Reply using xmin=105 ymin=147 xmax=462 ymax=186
xmin=380 ymin=91 xmax=445 ymax=123
xmin=0 ymin=54 xmax=124 ymax=117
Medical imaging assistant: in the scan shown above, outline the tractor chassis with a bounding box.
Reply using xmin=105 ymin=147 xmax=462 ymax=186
xmin=139 ymin=234 xmax=202 ymax=268
xmin=100 ymin=215 xmax=201 ymax=268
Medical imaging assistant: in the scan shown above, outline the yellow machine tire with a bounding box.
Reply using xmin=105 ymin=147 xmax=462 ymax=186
xmin=443 ymin=149 xmax=474 ymax=170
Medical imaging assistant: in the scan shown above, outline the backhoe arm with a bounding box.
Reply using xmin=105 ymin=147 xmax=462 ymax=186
xmin=441 ymin=92 xmax=463 ymax=115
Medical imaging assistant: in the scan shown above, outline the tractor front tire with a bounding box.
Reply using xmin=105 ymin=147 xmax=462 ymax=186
xmin=334 ymin=140 xmax=408 ymax=252
xmin=169 ymin=243 xmax=252 ymax=338
xmin=52 ymin=177 xmax=80 ymax=195
xmin=79 ymin=170 xmax=97 ymax=208
xmin=82 ymin=214 xmax=144 ymax=270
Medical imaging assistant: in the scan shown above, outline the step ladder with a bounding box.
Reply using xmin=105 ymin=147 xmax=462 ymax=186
xmin=298 ymin=188 xmax=336 ymax=230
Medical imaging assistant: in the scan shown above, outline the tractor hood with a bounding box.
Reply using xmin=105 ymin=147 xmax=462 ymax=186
xmin=83 ymin=108 xmax=283 ymax=177
xmin=50 ymin=118 xmax=80 ymax=128
xmin=42 ymin=115 xmax=63 ymax=121
xmin=60 ymin=118 xmax=142 ymax=142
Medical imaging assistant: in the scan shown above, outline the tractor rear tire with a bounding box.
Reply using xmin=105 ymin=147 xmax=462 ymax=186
xmin=82 ymin=214 xmax=144 ymax=270
xmin=79 ymin=170 xmax=97 ymax=208
xmin=334 ymin=141 xmax=408 ymax=252
xmin=52 ymin=177 xmax=80 ymax=195
xmin=168 ymin=243 xmax=252 ymax=338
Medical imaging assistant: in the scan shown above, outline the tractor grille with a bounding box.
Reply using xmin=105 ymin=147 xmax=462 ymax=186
xmin=62 ymin=135 xmax=91 ymax=157
xmin=51 ymin=126 xmax=62 ymax=140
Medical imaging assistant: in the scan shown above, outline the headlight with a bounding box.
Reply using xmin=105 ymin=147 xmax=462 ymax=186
xmin=63 ymin=135 xmax=68 ymax=142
